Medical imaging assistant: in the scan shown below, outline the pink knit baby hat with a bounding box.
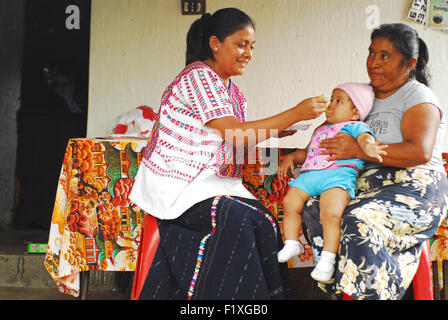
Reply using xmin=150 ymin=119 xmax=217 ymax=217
xmin=334 ymin=82 xmax=375 ymax=121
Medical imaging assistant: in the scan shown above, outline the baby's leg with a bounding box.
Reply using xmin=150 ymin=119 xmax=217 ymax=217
xmin=311 ymin=187 xmax=350 ymax=283
xmin=283 ymin=186 xmax=310 ymax=240
xmin=319 ymin=187 xmax=350 ymax=254
xmin=277 ymin=187 xmax=310 ymax=263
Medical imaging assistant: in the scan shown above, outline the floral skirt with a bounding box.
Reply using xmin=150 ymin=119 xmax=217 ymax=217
xmin=301 ymin=167 xmax=448 ymax=300
xmin=138 ymin=195 xmax=291 ymax=300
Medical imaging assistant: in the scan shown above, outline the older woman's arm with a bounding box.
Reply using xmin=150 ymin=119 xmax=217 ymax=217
xmin=320 ymin=103 xmax=441 ymax=167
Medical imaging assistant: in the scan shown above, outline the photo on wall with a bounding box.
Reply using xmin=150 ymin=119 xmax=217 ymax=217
xmin=408 ymin=0 xmax=448 ymax=30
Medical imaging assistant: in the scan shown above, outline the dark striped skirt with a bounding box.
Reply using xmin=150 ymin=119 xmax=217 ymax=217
xmin=138 ymin=195 xmax=291 ymax=300
xmin=301 ymin=167 xmax=448 ymax=300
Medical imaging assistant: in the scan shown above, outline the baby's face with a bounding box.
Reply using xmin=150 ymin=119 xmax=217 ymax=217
xmin=325 ymin=89 xmax=360 ymax=124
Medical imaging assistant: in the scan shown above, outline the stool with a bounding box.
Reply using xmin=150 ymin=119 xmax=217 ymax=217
xmin=343 ymin=240 xmax=433 ymax=300
xmin=413 ymin=240 xmax=433 ymax=300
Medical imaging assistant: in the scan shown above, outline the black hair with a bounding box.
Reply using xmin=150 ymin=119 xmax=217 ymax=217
xmin=185 ymin=8 xmax=255 ymax=66
xmin=371 ymin=23 xmax=430 ymax=86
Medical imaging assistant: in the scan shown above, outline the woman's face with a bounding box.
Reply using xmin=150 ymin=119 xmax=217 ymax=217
xmin=366 ymin=36 xmax=414 ymax=98
xmin=212 ymin=25 xmax=256 ymax=80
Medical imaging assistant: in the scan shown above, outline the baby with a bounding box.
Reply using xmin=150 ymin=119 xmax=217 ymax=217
xmin=277 ymin=82 xmax=388 ymax=283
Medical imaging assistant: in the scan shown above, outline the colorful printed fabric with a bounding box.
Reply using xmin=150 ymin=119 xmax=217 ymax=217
xmin=430 ymin=152 xmax=448 ymax=290
xmin=431 ymin=219 xmax=448 ymax=290
xmin=44 ymin=137 xmax=148 ymax=297
xmin=138 ymin=195 xmax=291 ymax=300
xmin=242 ymin=149 xmax=316 ymax=267
xmin=301 ymin=166 xmax=448 ymax=300
xmin=45 ymin=140 xmax=448 ymax=298
xmin=44 ymin=143 xmax=311 ymax=297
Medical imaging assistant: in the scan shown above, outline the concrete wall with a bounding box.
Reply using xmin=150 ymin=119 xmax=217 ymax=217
xmin=0 ymin=0 xmax=25 ymax=229
xmin=87 ymin=0 xmax=448 ymax=150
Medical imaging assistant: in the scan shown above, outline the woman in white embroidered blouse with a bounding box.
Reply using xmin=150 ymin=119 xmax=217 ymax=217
xmin=129 ymin=8 xmax=326 ymax=300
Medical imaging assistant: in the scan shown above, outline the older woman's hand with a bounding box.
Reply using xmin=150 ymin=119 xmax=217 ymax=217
xmin=319 ymin=132 xmax=361 ymax=161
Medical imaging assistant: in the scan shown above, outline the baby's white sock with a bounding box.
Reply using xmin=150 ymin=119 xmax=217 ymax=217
xmin=320 ymin=250 xmax=336 ymax=262
xmin=310 ymin=250 xmax=336 ymax=283
xmin=277 ymin=240 xmax=303 ymax=263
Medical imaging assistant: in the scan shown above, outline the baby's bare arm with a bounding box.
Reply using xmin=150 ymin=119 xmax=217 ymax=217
xmin=357 ymin=133 xmax=388 ymax=162
xmin=277 ymin=149 xmax=307 ymax=179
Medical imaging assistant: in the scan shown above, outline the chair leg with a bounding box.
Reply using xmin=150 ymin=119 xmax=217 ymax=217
xmin=342 ymin=293 xmax=356 ymax=300
xmin=413 ymin=240 xmax=433 ymax=300
xmin=130 ymin=214 xmax=160 ymax=300
xmin=443 ymin=260 xmax=448 ymax=299
xmin=432 ymin=261 xmax=440 ymax=300
xmin=79 ymin=271 xmax=90 ymax=300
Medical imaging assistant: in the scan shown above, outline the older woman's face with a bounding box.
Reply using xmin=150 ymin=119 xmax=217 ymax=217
xmin=366 ymin=37 xmax=412 ymax=98
xmin=213 ymin=25 xmax=255 ymax=79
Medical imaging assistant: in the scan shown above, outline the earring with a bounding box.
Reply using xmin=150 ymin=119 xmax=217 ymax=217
xmin=214 ymin=47 xmax=218 ymax=52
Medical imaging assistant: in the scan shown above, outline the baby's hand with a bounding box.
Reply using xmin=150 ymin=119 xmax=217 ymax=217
xmin=277 ymin=155 xmax=295 ymax=180
xmin=363 ymin=138 xmax=388 ymax=162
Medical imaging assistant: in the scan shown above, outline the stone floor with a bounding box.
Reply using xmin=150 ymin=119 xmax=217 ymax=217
xmin=0 ymin=228 xmax=413 ymax=300
xmin=0 ymin=228 xmax=131 ymax=300
xmin=0 ymin=286 xmax=130 ymax=300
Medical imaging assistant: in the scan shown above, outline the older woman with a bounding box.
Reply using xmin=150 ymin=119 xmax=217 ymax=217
xmin=129 ymin=8 xmax=326 ymax=300
xmin=300 ymin=23 xmax=448 ymax=300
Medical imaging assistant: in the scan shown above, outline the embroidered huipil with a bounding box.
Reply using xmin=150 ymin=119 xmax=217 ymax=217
xmin=129 ymin=61 xmax=255 ymax=220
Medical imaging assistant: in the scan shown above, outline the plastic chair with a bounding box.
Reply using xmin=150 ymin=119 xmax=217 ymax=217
xmin=412 ymin=240 xmax=433 ymax=300
xmin=130 ymin=214 xmax=160 ymax=300
xmin=343 ymin=240 xmax=433 ymax=300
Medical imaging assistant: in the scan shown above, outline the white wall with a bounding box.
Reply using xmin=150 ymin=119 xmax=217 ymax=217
xmin=87 ymin=0 xmax=448 ymax=149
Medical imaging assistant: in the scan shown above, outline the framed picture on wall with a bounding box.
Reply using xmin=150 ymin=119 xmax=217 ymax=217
xmin=408 ymin=0 xmax=448 ymax=30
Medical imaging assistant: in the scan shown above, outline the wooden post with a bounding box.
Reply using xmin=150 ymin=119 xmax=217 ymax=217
xmin=79 ymin=271 xmax=90 ymax=300
xmin=443 ymin=260 xmax=448 ymax=300
xmin=432 ymin=261 xmax=440 ymax=300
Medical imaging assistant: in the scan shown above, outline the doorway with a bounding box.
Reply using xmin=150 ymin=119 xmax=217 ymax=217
xmin=14 ymin=0 xmax=91 ymax=229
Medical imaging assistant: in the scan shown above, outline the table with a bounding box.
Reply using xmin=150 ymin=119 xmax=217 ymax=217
xmin=44 ymin=138 xmax=448 ymax=298
xmin=44 ymin=140 xmax=315 ymax=297
xmin=429 ymin=152 xmax=448 ymax=295
xmin=44 ymin=137 xmax=148 ymax=297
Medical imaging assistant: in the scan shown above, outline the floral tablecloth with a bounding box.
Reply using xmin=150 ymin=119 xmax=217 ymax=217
xmin=44 ymin=139 xmax=447 ymax=296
